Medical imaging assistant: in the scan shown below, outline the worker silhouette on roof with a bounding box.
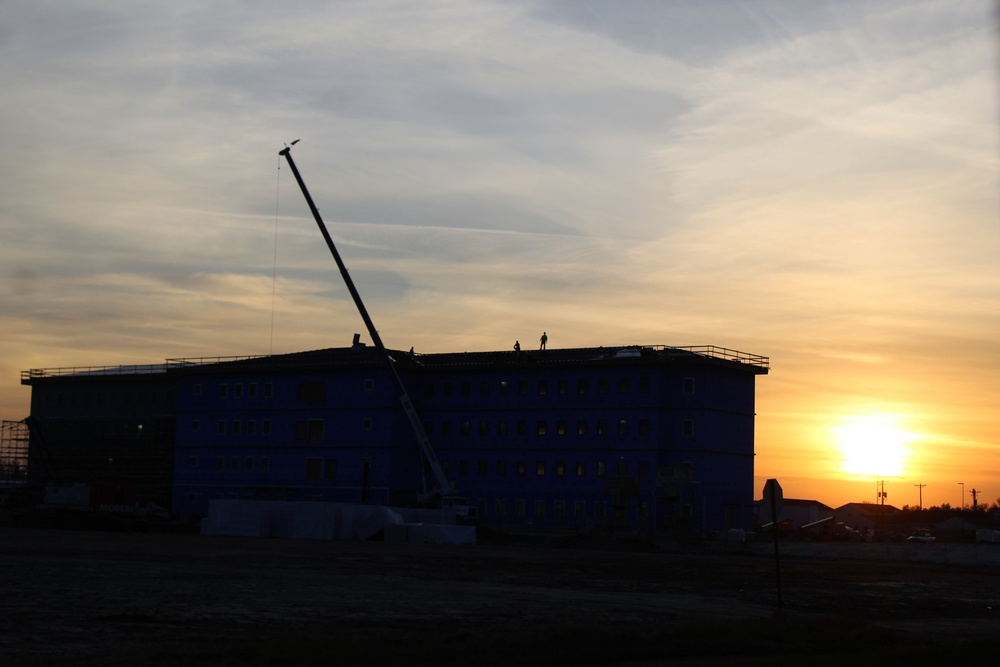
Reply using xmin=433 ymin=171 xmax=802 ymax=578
xmin=539 ymin=332 xmax=547 ymax=350
xmin=514 ymin=340 xmax=520 ymax=352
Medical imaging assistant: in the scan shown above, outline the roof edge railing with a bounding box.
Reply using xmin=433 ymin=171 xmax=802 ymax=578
xmin=21 ymin=355 xmax=269 ymax=381
xmin=21 ymin=346 xmax=768 ymax=380
xmin=669 ymin=345 xmax=769 ymax=369
xmin=165 ymin=355 xmax=269 ymax=367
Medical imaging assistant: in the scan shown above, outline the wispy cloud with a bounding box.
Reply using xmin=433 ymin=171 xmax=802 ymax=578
xmin=0 ymin=0 xmax=996 ymax=507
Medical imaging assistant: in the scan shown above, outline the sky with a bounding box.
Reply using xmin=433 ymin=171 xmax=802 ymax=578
xmin=1 ymin=1 xmax=997 ymax=510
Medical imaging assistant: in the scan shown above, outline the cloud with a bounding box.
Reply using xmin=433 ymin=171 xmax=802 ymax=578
xmin=0 ymin=1 xmax=997 ymax=505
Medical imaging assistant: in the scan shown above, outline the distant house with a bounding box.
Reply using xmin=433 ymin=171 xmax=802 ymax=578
xmin=833 ymin=502 xmax=899 ymax=531
xmin=752 ymin=498 xmax=1000 ymax=542
xmin=755 ymin=497 xmax=833 ymax=529
xmin=933 ymin=514 xmax=999 ymax=542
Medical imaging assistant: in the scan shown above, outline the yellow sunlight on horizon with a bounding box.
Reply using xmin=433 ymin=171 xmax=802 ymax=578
xmin=834 ymin=415 xmax=914 ymax=479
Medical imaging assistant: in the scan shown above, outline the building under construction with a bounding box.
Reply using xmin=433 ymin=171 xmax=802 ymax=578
xmin=15 ymin=341 xmax=767 ymax=534
xmin=8 ymin=146 xmax=769 ymax=534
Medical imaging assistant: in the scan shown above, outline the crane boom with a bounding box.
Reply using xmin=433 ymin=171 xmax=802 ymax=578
xmin=278 ymin=146 xmax=456 ymax=504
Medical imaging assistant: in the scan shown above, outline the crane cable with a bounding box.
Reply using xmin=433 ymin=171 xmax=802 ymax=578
xmin=270 ymin=155 xmax=281 ymax=356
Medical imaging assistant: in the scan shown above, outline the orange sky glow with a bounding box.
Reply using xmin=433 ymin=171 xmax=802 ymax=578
xmin=1 ymin=2 xmax=997 ymax=510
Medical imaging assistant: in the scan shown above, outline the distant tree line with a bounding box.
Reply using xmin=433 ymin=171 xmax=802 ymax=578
xmin=897 ymin=498 xmax=1000 ymax=513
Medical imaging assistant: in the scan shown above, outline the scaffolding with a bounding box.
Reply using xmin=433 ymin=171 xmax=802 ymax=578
xmin=2 ymin=415 xmax=174 ymax=510
xmin=1 ymin=419 xmax=29 ymax=484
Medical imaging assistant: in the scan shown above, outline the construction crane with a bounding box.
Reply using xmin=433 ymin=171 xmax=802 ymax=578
xmin=278 ymin=145 xmax=464 ymax=511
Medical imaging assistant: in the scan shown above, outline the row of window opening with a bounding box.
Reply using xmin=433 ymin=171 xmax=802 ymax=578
xmin=444 ymin=458 xmax=651 ymax=478
xmin=192 ymin=456 xmax=652 ymax=480
xmin=426 ymin=376 xmax=692 ymax=398
xmin=204 ymin=377 xmax=695 ymax=403
xmin=45 ymin=389 xmax=172 ymax=407
xmin=203 ymin=417 xmax=695 ymax=439
xmin=429 ymin=418 xmax=657 ymax=437
xmin=204 ymin=382 xmax=274 ymax=399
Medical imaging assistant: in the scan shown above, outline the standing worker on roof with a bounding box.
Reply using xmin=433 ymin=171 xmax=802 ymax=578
xmin=539 ymin=332 xmax=547 ymax=350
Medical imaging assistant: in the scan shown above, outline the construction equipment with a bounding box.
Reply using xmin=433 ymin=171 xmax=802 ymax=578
xmin=278 ymin=145 xmax=465 ymax=511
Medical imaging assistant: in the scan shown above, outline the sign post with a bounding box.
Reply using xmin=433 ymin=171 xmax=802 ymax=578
xmin=762 ymin=478 xmax=784 ymax=618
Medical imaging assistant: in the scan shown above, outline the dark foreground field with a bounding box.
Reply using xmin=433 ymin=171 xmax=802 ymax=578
xmin=1 ymin=526 xmax=998 ymax=666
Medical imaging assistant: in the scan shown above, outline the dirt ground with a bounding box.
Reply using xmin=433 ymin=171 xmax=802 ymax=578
xmin=1 ymin=525 xmax=998 ymax=666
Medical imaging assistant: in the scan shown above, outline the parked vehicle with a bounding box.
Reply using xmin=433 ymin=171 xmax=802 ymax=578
xmin=907 ymin=529 xmax=936 ymax=543
xmin=831 ymin=522 xmax=861 ymax=541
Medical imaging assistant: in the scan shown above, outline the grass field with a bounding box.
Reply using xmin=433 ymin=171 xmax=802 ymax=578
xmin=1 ymin=525 xmax=997 ymax=666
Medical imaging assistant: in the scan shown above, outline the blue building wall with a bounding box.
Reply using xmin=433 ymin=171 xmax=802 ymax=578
xmin=168 ymin=346 xmax=766 ymax=534
xmin=171 ymin=363 xmax=415 ymax=515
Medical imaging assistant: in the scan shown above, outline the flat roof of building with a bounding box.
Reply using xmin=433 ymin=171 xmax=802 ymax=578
xmin=22 ymin=344 xmax=768 ymax=382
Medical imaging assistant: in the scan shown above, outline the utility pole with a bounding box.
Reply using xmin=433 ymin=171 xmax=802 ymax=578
xmin=877 ymin=480 xmax=887 ymax=505
xmin=959 ymin=482 xmax=965 ymax=510
xmin=971 ymin=488 xmax=979 ymax=510
xmin=914 ymin=483 xmax=926 ymax=510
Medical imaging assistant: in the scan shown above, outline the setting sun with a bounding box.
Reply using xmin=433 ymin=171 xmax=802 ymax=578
xmin=834 ymin=415 xmax=913 ymax=478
